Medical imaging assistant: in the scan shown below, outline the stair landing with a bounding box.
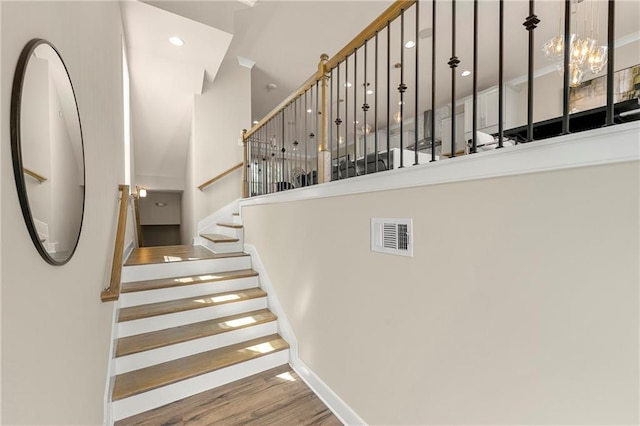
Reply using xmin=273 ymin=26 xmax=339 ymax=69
xmin=125 ymin=245 xmax=246 ymax=266
xmin=114 ymin=365 xmax=341 ymax=426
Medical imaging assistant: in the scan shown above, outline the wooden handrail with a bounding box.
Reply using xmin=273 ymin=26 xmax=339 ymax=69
xmin=198 ymin=162 xmax=243 ymax=191
xmin=324 ymin=0 xmax=416 ymax=71
xmin=101 ymin=184 xmax=129 ymax=302
xmin=23 ymin=167 xmax=47 ymax=183
xmin=244 ymin=0 xmax=416 ymax=141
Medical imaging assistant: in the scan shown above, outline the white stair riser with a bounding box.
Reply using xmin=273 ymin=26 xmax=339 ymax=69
xmin=118 ymin=297 xmax=267 ymax=337
xmin=113 ymin=349 xmax=290 ymax=421
xmin=122 ymin=256 xmax=251 ymax=283
xmin=216 ymin=226 xmax=244 ymax=240
xmin=200 ymin=238 xmax=244 ymax=254
xmin=119 ymin=276 xmax=259 ymax=308
xmin=233 ymin=215 xmax=242 ymax=225
xmin=116 ymin=321 xmax=278 ymax=374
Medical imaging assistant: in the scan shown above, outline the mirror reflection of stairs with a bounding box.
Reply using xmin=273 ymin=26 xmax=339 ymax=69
xmin=110 ymin=218 xmax=298 ymax=422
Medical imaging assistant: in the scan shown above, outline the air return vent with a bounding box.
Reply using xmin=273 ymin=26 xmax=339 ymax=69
xmin=371 ymin=218 xmax=413 ymax=257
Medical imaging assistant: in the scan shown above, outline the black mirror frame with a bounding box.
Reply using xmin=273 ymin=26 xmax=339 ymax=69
xmin=10 ymin=38 xmax=86 ymax=266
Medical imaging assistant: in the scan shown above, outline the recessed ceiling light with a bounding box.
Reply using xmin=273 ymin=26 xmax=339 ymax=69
xmin=405 ymin=40 xmax=416 ymax=48
xmin=169 ymin=36 xmax=185 ymax=47
xmin=344 ymin=82 xmax=352 ymax=88
xmin=366 ymin=89 xmax=374 ymax=95
xmin=461 ymin=70 xmax=471 ymax=77
xmin=307 ymin=109 xmax=313 ymax=113
xmin=253 ymin=120 xmax=259 ymax=124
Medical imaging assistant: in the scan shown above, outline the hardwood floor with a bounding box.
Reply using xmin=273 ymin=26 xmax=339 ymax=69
xmin=115 ymin=365 xmax=342 ymax=426
xmin=125 ymin=245 xmax=248 ymax=266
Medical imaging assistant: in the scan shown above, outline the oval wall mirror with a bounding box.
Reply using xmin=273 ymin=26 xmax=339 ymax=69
xmin=10 ymin=39 xmax=85 ymax=265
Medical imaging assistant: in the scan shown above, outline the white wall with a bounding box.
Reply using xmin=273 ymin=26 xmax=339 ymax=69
xmin=21 ymin=57 xmax=53 ymax=235
xmin=139 ymin=191 xmax=181 ymax=225
xmin=48 ymin=62 xmax=83 ymax=253
xmin=242 ymin=159 xmax=639 ymax=424
xmin=1 ymin=2 xmax=124 ymax=424
xmin=181 ymin=121 xmax=196 ymax=244
xmin=185 ymin=55 xmax=250 ymax=241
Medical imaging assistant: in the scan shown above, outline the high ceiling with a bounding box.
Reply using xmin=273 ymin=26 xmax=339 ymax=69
xmin=122 ymin=0 xmax=392 ymax=187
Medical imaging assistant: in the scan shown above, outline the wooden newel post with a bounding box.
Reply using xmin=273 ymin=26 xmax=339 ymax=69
xmin=317 ymin=53 xmax=331 ymax=184
xmin=242 ymin=129 xmax=248 ymax=198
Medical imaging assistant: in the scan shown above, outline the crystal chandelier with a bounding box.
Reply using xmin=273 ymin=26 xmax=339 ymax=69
xmin=542 ymin=0 xmax=608 ymax=87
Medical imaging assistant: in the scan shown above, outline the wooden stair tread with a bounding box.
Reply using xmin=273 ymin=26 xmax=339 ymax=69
xmin=112 ymin=334 xmax=289 ymax=401
xmin=121 ymin=269 xmax=258 ymax=293
xmin=232 ymin=212 xmax=240 ymax=216
xmin=200 ymin=233 xmax=240 ymax=243
xmin=125 ymin=245 xmax=248 ymax=266
xmin=116 ymin=309 xmax=277 ymax=357
xmin=118 ymin=288 xmax=267 ymax=323
xmin=217 ymin=222 xmax=243 ymax=229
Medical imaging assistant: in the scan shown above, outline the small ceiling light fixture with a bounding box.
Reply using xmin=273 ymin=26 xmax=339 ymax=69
xmin=307 ymin=109 xmax=313 ymax=113
xmin=461 ymin=70 xmax=471 ymax=77
xmin=366 ymin=89 xmax=374 ymax=95
xmin=405 ymin=40 xmax=416 ymax=48
xmin=344 ymin=82 xmax=352 ymax=88
xmin=266 ymin=83 xmax=277 ymax=92
xmin=169 ymin=36 xmax=185 ymax=47
xmin=138 ymin=188 xmax=147 ymax=198
xmin=252 ymin=120 xmax=259 ymax=125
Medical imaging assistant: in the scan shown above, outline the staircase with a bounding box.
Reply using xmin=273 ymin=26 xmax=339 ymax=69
xmin=110 ymin=215 xmax=290 ymax=422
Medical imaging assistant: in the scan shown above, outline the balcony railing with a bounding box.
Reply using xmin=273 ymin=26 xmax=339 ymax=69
xmin=242 ymin=0 xmax=640 ymax=197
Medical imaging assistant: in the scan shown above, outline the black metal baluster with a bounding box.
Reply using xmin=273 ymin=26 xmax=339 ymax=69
xmin=315 ymin=81 xmax=319 ymax=181
xmin=375 ymin=31 xmax=379 ymax=172
xmin=497 ymin=0 xmax=504 ymax=148
xmin=561 ymin=0 xmax=570 ymax=135
xmin=267 ymin=120 xmax=271 ymax=194
xmin=472 ymin=0 xmax=478 ymax=153
xmin=399 ymin=8 xmax=406 ymax=167
xmin=605 ymin=0 xmax=615 ymax=126
xmin=345 ymin=56 xmax=349 ymax=170
xmin=523 ymin=0 xmax=540 ymax=141
xmin=449 ymin=0 xmax=460 ymax=158
xmin=386 ymin=21 xmax=391 ymax=169
xmin=262 ymin=127 xmax=266 ymax=195
xmin=414 ymin=1 xmax=419 ymax=165
xmin=330 ymin=68 xmax=335 ymax=181
xmin=431 ymin=0 xmax=437 ymax=162
xmin=335 ymin=62 xmax=342 ymax=180
xmin=281 ymin=111 xmax=285 ymax=189
xmin=353 ymin=48 xmax=358 ymax=177
xmin=363 ymin=40 xmax=369 ymax=175
xmin=304 ymin=90 xmax=308 ymax=186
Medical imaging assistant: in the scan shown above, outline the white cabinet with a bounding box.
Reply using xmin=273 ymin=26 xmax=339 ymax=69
xmin=441 ymin=112 xmax=466 ymax=157
xmin=464 ymin=85 xmax=519 ymax=141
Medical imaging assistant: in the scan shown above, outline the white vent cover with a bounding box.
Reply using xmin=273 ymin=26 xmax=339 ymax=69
xmin=371 ymin=218 xmax=413 ymax=257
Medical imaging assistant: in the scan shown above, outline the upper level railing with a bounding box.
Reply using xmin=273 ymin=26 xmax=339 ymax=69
xmin=242 ymin=0 xmax=640 ymax=197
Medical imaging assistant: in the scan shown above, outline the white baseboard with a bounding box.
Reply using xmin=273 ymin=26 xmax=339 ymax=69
xmin=103 ymin=303 xmax=119 ymax=426
xmin=197 ymin=198 xmax=240 ymax=235
xmin=244 ymin=244 xmax=366 ymax=426
xmin=243 ymin=244 xmax=298 ymax=358
xmin=290 ymin=357 xmax=367 ymax=426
